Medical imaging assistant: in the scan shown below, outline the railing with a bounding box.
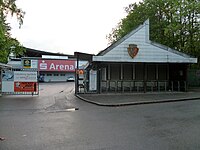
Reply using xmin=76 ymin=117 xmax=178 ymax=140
xmin=101 ymin=80 xmax=187 ymax=93
xmin=170 ymin=81 xmax=187 ymax=92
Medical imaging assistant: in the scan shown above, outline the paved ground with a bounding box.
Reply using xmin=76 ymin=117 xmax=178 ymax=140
xmin=78 ymin=90 xmax=200 ymax=106
xmin=0 ymin=82 xmax=76 ymax=112
xmin=0 ymin=83 xmax=200 ymax=150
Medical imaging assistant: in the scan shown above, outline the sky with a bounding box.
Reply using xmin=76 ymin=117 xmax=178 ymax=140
xmin=8 ymin=0 xmax=141 ymax=55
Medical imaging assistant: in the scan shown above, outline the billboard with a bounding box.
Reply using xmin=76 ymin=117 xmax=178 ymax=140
xmin=38 ymin=60 xmax=75 ymax=72
xmin=1 ymin=70 xmax=38 ymax=95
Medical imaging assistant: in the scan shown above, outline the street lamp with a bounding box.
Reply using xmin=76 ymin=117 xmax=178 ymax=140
xmin=8 ymin=46 xmax=16 ymax=62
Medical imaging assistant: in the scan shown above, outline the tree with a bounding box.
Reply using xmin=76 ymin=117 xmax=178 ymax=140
xmin=0 ymin=0 xmax=25 ymax=63
xmin=107 ymin=0 xmax=200 ymax=66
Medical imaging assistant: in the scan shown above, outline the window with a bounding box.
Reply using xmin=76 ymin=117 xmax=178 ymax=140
xmin=60 ymin=74 xmax=65 ymax=76
xmin=135 ymin=64 xmax=144 ymax=80
xmin=110 ymin=64 xmax=120 ymax=80
xmin=123 ymin=64 xmax=133 ymax=80
xmin=47 ymin=74 xmax=52 ymax=76
xmin=54 ymin=74 xmax=59 ymax=76
xmin=158 ymin=65 xmax=167 ymax=80
xmin=147 ymin=65 xmax=156 ymax=80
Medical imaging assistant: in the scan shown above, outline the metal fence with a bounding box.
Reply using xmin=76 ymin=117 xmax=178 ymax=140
xmin=188 ymin=69 xmax=200 ymax=87
xmin=101 ymin=80 xmax=187 ymax=93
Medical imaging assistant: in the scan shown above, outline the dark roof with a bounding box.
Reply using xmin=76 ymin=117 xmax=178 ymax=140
xmin=23 ymin=47 xmax=74 ymax=58
xmin=74 ymin=52 xmax=94 ymax=62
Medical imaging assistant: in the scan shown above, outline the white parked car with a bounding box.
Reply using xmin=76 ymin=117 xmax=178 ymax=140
xmin=66 ymin=76 xmax=75 ymax=82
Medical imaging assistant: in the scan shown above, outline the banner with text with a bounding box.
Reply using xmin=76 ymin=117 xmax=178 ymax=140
xmin=38 ymin=60 xmax=75 ymax=72
xmin=14 ymin=71 xmax=37 ymax=82
xmin=14 ymin=82 xmax=37 ymax=92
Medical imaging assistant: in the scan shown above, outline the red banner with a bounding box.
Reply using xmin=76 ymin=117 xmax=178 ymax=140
xmin=14 ymin=82 xmax=37 ymax=92
xmin=38 ymin=60 xmax=75 ymax=72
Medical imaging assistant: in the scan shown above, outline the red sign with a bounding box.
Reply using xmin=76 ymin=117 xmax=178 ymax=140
xmin=14 ymin=82 xmax=37 ymax=92
xmin=38 ymin=60 xmax=75 ymax=72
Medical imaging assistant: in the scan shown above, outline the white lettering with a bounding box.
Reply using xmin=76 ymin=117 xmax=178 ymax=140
xmin=65 ymin=65 xmax=69 ymax=70
xmin=70 ymin=65 xmax=74 ymax=70
xmin=40 ymin=60 xmax=47 ymax=70
xmin=56 ymin=65 xmax=59 ymax=70
xmin=60 ymin=65 xmax=64 ymax=70
xmin=40 ymin=63 xmax=47 ymax=70
xmin=44 ymin=62 xmax=74 ymax=71
xmin=50 ymin=63 xmax=55 ymax=70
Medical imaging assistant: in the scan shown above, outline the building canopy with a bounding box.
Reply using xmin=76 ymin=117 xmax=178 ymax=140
xmin=93 ymin=19 xmax=197 ymax=63
xmin=0 ymin=63 xmax=12 ymax=69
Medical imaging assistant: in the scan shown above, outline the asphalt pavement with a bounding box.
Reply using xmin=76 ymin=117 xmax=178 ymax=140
xmin=1 ymin=83 xmax=200 ymax=150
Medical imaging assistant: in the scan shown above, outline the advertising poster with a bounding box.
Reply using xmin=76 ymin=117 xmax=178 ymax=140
xmin=23 ymin=59 xmax=31 ymax=68
xmin=23 ymin=59 xmax=38 ymax=69
xmin=14 ymin=82 xmax=37 ymax=92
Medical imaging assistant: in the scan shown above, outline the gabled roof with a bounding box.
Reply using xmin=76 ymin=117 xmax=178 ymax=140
xmin=97 ymin=20 xmax=147 ymax=56
xmin=93 ymin=19 xmax=197 ymax=63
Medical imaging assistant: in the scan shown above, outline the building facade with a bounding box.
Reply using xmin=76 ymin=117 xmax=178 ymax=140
xmin=7 ymin=48 xmax=77 ymax=82
xmin=77 ymin=20 xmax=197 ymax=94
xmin=38 ymin=59 xmax=75 ymax=82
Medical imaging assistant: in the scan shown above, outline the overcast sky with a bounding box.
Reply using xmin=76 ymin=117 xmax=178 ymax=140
xmin=8 ymin=0 xmax=140 ymax=55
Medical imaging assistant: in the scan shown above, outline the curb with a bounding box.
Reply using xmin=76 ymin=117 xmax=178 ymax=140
xmin=75 ymin=94 xmax=200 ymax=107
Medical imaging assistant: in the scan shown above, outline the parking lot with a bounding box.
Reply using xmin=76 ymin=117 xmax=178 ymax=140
xmin=0 ymin=82 xmax=200 ymax=150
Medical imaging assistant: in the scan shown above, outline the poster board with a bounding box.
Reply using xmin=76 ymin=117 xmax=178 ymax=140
xmin=1 ymin=70 xmax=38 ymax=95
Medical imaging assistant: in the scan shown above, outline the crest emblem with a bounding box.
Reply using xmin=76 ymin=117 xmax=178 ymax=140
xmin=127 ymin=44 xmax=139 ymax=58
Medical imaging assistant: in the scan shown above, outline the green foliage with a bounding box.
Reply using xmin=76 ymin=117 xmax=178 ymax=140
xmin=107 ymin=0 xmax=200 ymax=65
xmin=0 ymin=0 xmax=25 ymax=63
